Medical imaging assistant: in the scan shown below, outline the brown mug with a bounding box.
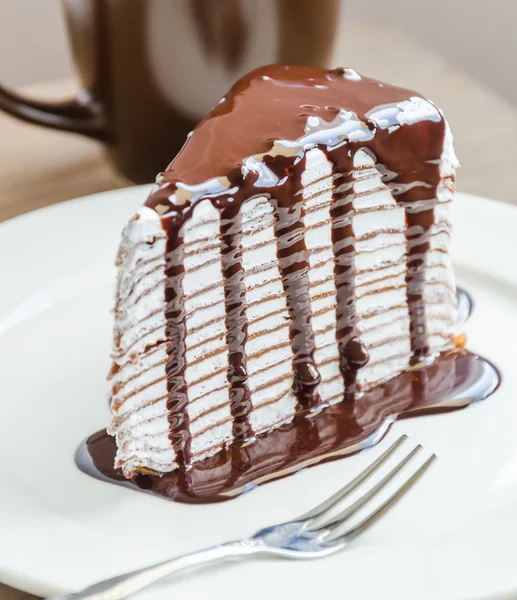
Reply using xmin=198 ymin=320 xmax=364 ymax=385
xmin=0 ymin=0 xmax=340 ymax=184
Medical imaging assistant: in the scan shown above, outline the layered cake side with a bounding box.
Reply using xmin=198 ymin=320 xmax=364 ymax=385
xmin=107 ymin=65 xmax=459 ymax=478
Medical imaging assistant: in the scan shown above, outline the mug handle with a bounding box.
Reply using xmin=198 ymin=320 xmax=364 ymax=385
xmin=0 ymin=83 xmax=110 ymax=142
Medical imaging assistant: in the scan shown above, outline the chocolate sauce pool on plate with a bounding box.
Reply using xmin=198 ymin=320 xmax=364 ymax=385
xmin=77 ymin=289 xmax=500 ymax=504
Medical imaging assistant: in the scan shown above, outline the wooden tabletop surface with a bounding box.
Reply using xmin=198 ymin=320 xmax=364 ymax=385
xmin=1 ymin=22 xmax=517 ymax=600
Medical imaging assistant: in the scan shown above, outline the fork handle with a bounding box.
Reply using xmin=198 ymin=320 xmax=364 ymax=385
xmin=47 ymin=540 xmax=262 ymax=600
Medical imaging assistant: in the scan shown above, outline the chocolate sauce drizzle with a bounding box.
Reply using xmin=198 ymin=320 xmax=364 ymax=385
xmin=267 ymin=156 xmax=321 ymax=410
xmin=218 ymin=203 xmax=254 ymax=443
xmin=328 ymin=151 xmax=367 ymax=394
xmin=143 ymin=65 xmax=448 ymax=468
xmin=405 ymin=207 xmax=435 ymax=362
xmin=163 ymin=217 xmax=191 ymax=470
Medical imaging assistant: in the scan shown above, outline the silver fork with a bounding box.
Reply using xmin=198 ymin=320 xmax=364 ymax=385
xmin=49 ymin=435 xmax=435 ymax=600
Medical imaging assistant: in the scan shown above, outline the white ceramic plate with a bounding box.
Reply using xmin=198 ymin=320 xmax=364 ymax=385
xmin=0 ymin=188 xmax=516 ymax=600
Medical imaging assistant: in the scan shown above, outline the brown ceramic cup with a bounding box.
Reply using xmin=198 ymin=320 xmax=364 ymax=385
xmin=0 ymin=0 xmax=340 ymax=183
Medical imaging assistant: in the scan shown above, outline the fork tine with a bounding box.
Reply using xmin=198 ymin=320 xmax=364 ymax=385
xmin=309 ymin=444 xmax=422 ymax=533
xmin=296 ymin=434 xmax=408 ymax=523
xmin=326 ymin=453 xmax=436 ymax=546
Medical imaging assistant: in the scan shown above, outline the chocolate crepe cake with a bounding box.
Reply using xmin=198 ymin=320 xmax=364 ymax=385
xmin=108 ymin=65 xmax=458 ymax=478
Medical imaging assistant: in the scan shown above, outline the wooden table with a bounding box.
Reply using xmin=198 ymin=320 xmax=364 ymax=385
xmin=1 ymin=22 xmax=517 ymax=600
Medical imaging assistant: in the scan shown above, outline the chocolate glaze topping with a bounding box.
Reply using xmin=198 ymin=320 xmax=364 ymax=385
xmin=148 ymin=64 xmax=443 ymax=186
xmin=143 ymin=64 xmax=447 ymax=469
